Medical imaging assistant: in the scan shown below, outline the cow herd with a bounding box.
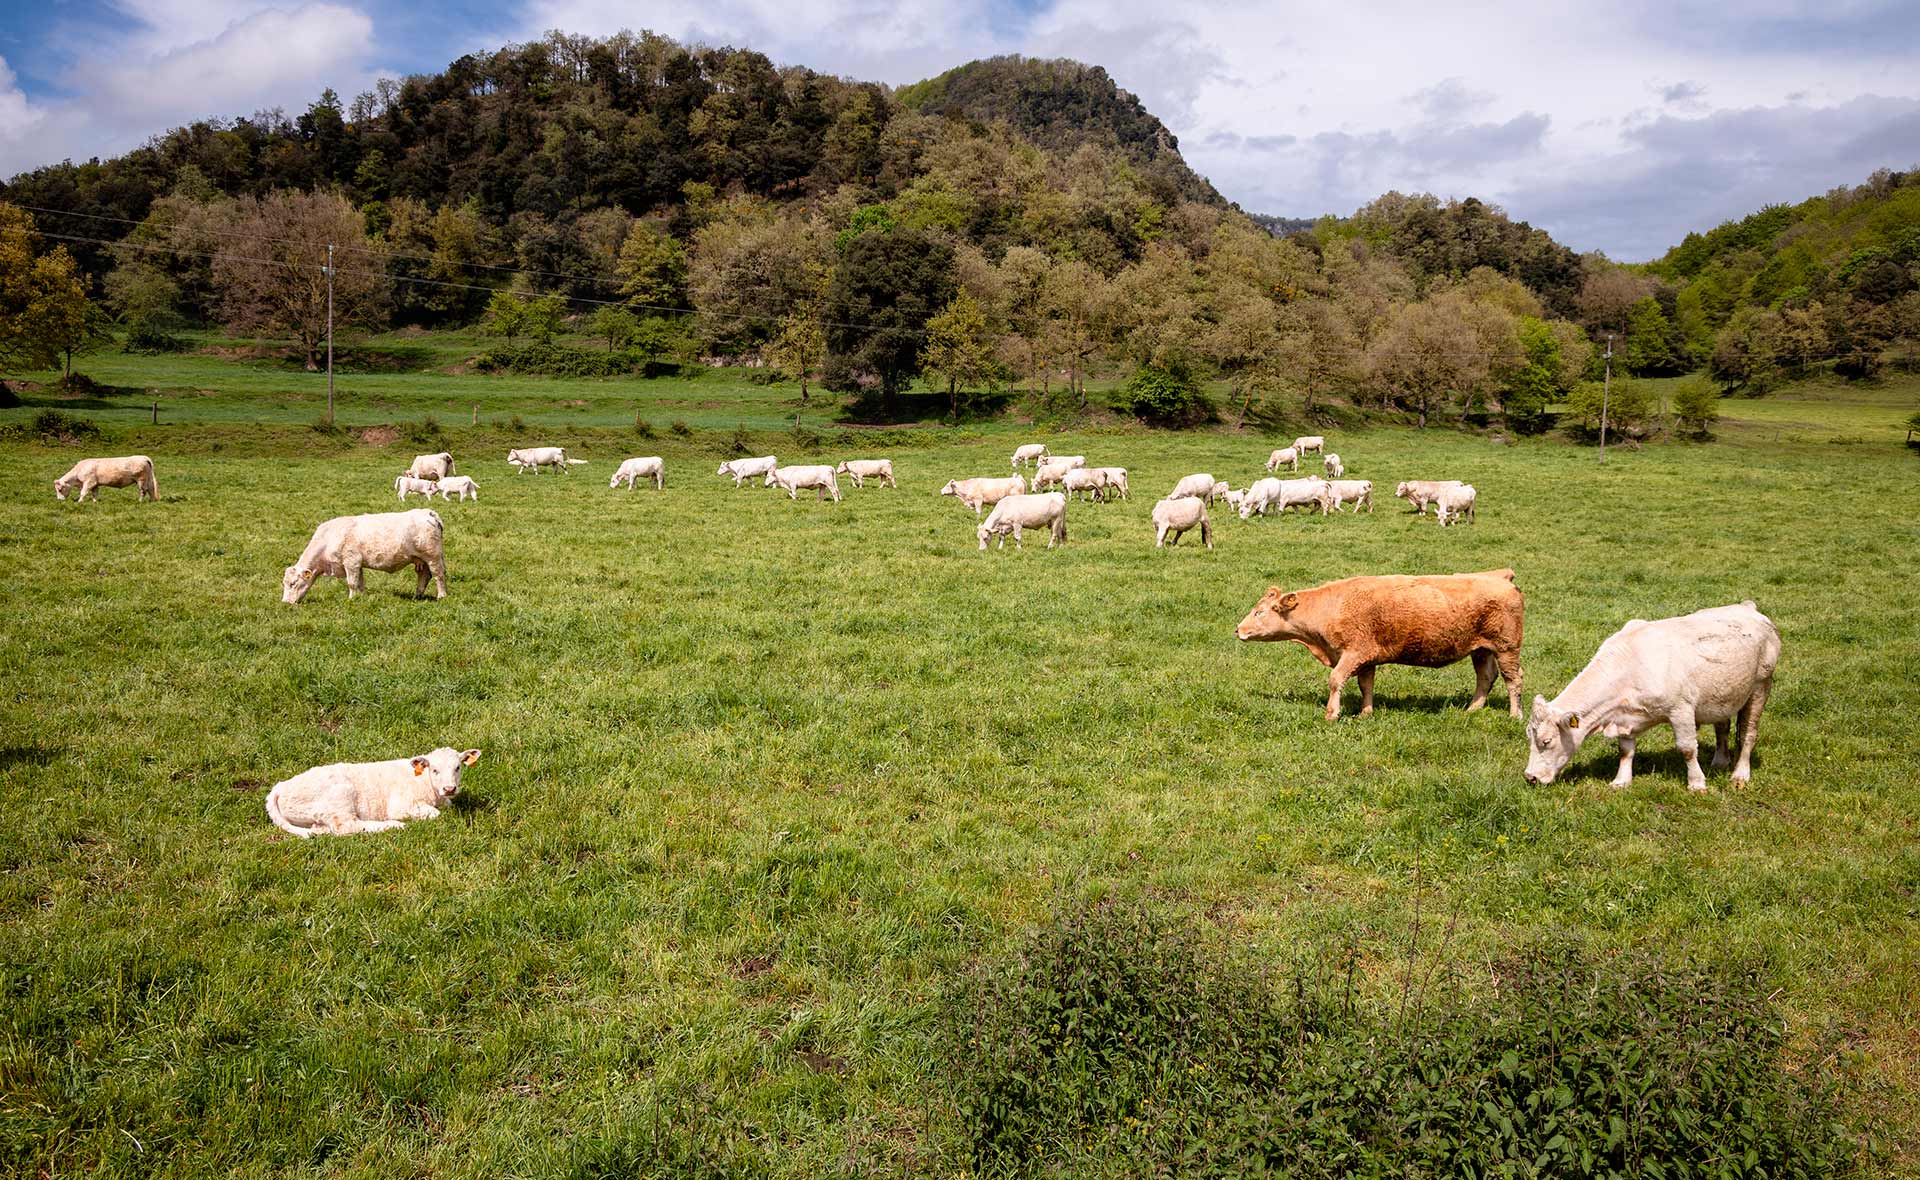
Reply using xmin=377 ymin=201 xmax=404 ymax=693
xmin=42 ymin=435 xmax=1784 ymax=825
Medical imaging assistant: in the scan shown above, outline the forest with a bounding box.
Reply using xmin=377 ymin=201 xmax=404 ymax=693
xmin=3 ymin=32 xmax=1917 ymax=433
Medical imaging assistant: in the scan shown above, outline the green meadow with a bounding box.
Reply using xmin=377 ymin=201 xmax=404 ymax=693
xmin=2 ymin=349 xmax=1918 ymax=1175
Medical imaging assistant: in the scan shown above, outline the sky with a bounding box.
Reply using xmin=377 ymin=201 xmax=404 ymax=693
xmin=1 ymin=0 xmax=1916 ymax=259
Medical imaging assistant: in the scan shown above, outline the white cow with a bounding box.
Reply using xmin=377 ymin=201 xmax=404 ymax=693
xmin=54 ymin=455 xmax=158 ymax=502
xmin=940 ymin=475 xmax=1026 ymax=515
xmin=611 ymin=456 xmax=665 ymax=490
xmin=717 ymin=455 xmax=778 ymax=487
xmin=1238 ymin=478 xmax=1282 ymax=519
xmin=1011 ymin=443 xmax=1049 ymax=469
xmin=433 ymin=476 xmax=480 ymax=502
xmin=1222 ymin=489 xmax=1248 ymax=514
xmin=1323 ymin=453 xmax=1344 ymax=478
xmin=1265 ymin=447 xmax=1298 ymax=473
xmin=283 ymin=509 xmax=446 ymax=603
xmin=767 ymin=464 xmax=841 ymax=502
xmin=1293 ymin=435 xmax=1326 ymax=456
xmin=1240 ymin=477 xmax=1331 ymax=518
xmin=1031 ymin=457 xmax=1080 ymax=492
xmin=1152 ymin=496 xmax=1212 ymax=549
xmin=977 ymin=492 xmax=1067 ymax=550
xmin=1525 ymin=602 xmax=1781 ymax=791
xmin=394 ymin=475 xmax=438 ymax=502
xmin=1062 ymin=467 xmax=1110 ymax=501
xmin=1092 ymin=467 xmax=1129 ymax=500
xmin=1434 ymin=483 xmax=1477 ymax=527
xmin=507 ymin=447 xmax=585 ymax=474
xmin=267 ymin=747 xmax=481 ymax=837
xmin=1170 ymin=473 xmax=1218 ymax=502
xmin=835 ymin=458 xmax=896 ymax=489
xmin=406 ymin=452 xmax=454 ymax=481
xmin=1395 ymin=480 xmax=1466 ymax=514
xmin=1323 ymin=479 xmax=1373 ymax=513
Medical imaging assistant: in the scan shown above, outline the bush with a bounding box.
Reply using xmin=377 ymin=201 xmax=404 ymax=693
xmin=790 ymin=424 xmax=821 ymax=450
xmin=1111 ymin=363 xmax=1212 ymax=427
xmin=10 ymin=410 xmax=105 ymax=444
xmin=1561 ymin=378 xmax=1654 ymax=443
xmin=1671 ymin=376 xmax=1722 ymax=439
xmin=937 ymin=898 xmax=1855 ymax=1178
xmin=401 ymin=416 xmax=444 ymax=446
xmin=473 ymin=318 xmax=693 ymax=378
xmin=669 ymin=420 xmax=693 ymax=438
xmin=633 ymin=414 xmax=657 ymax=439
xmin=122 ymin=321 xmax=188 ymax=354
xmin=55 ymin=372 xmax=114 ymax=398
xmin=309 ymin=415 xmax=343 ymax=435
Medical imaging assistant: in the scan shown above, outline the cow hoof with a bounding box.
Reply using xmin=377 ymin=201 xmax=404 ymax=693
xmin=1687 ymin=782 xmax=1710 ymax=793
xmin=1465 ymin=700 xmax=1486 ymax=713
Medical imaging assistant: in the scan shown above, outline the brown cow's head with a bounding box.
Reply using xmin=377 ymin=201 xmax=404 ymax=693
xmin=1236 ymin=587 xmax=1301 ymax=642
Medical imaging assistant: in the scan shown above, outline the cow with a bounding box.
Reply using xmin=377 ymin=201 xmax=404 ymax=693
xmin=1032 ymin=457 xmax=1081 ymax=492
xmin=939 ymin=475 xmax=1026 ymax=515
xmin=718 ymin=455 xmax=778 ymax=487
xmin=1324 ymin=479 xmax=1373 ymax=513
xmin=1012 ymin=443 xmax=1049 ymax=469
xmin=1293 ymin=435 xmax=1326 ymax=456
xmin=1395 ymin=480 xmax=1466 ymax=514
xmin=1323 ymin=452 xmax=1345 ymax=479
xmin=611 ymin=456 xmax=665 ymax=490
xmin=394 ymin=475 xmax=438 ymax=502
xmin=283 ymin=509 xmax=447 ymax=603
xmin=433 ymin=476 xmax=480 ymax=502
xmin=405 ymin=452 xmax=454 ymax=481
xmin=1152 ymin=496 xmax=1212 ymax=549
xmin=835 ymin=458 xmax=896 ymax=489
xmin=1062 ymin=467 xmax=1110 ymax=501
xmin=53 ymin=456 xmax=158 ymax=503
xmin=766 ymin=464 xmax=841 ymax=502
xmin=1265 ymin=447 xmax=1298 ymax=473
xmin=1092 ymin=467 xmax=1129 ymax=500
xmin=1524 ymin=602 xmax=1780 ymax=791
xmin=1170 ymin=473 xmax=1218 ymax=502
xmin=507 ymin=447 xmax=586 ymax=474
xmin=266 ymin=747 xmax=481 ymax=837
xmin=1249 ymin=477 xmax=1332 ymax=516
xmin=1434 ymin=484 xmax=1477 ymax=527
xmin=978 ymin=492 xmax=1067 ymax=550
xmin=1235 ymin=569 xmax=1526 ymax=721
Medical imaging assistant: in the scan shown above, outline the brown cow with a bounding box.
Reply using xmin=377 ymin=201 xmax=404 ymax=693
xmin=1235 ymin=569 xmax=1525 ymax=720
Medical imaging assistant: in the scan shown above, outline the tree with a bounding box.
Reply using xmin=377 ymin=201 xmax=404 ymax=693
xmin=1367 ymin=294 xmax=1518 ymax=428
xmin=588 ymin=305 xmax=640 ymax=352
xmin=824 ymin=229 xmax=955 ymax=398
xmin=1670 ymin=376 xmax=1721 ymax=439
xmin=0 ymin=204 xmax=93 ymax=376
xmin=920 ymin=290 xmax=996 ymax=417
xmin=482 ymin=290 xmax=529 ymax=344
xmin=616 ymin=222 xmax=690 ymax=310
xmin=1562 ymin=378 xmax=1653 ymax=442
xmin=210 ymin=190 xmax=389 ymax=370
xmin=1625 ymin=296 xmax=1686 ymax=376
xmin=767 ymin=297 xmax=827 ymax=406
xmin=1274 ymin=300 xmax=1360 ymax=417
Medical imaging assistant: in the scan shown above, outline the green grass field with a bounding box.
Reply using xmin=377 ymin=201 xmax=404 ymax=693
xmin=3 ymin=353 xmax=1919 ymax=1175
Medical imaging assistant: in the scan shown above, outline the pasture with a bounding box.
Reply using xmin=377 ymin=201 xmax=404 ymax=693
xmin=2 ymin=385 xmax=1918 ymax=1175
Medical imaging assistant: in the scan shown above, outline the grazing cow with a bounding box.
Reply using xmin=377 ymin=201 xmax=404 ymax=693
xmin=766 ymin=464 xmax=841 ymax=502
xmin=1210 ymin=480 xmax=1232 ymax=501
xmin=1092 ymin=467 xmax=1129 ymax=500
xmin=1063 ymin=467 xmax=1110 ymax=501
xmin=283 ymin=509 xmax=447 ymax=603
xmin=1434 ymin=484 xmax=1477 ymax=527
xmin=267 ymin=747 xmax=481 ymax=837
xmin=1293 ymin=435 xmax=1326 ymax=456
xmin=939 ymin=475 xmax=1026 ymax=515
xmin=1171 ymin=473 xmax=1218 ymax=502
xmin=717 ymin=455 xmax=778 ymax=487
xmin=1262 ymin=477 xmax=1333 ymax=516
xmin=54 ymin=456 xmax=159 ymax=503
xmin=1049 ymin=455 xmax=1088 ymax=471
xmin=1394 ymin=480 xmax=1466 ymax=514
xmin=1324 ymin=479 xmax=1373 ymax=513
xmin=611 ymin=456 xmax=665 ymax=490
xmin=978 ymin=492 xmax=1067 ymax=550
xmin=1238 ymin=477 xmax=1281 ymax=518
xmin=1032 ymin=457 xmax=1084 ymax=492
xmin=406 ymin=452 xmax=454 ymax=481
xmin=1222 ymin=489 xmax=1248 ymax=514
xmin=1524 ymin=603 xmax=1780 ymax=791
xmin=1265 ymin=447 xmax=1299 ymax=473
xmin=1235 ymin=568 xmax=1526 ymax=721
xmin=1152 ymin=496 xmax=1213 ymax=549
xmin=835 ymin=458 xmax=896 ymax=489
xmin=1012 ymin=443 xmax=1049 ymax=469
xmin=394 ymin=475 xmax=438 ymax=502
xmin=507 ymin=447 xmax=585 ymax=474
xmin=433 ymin=476 xmax=479 ymax=502
xmin=1323 ymin=453 xmax=1344 ymax=478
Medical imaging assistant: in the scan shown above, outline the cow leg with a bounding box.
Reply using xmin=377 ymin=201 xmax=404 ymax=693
xmin=429 ymin=555 xmax=448 ymax=599
xmin=344 ymin=559 xmax=364 ymax=599
xmin=1325 ymin=655 xmax=1364 ymax=721
xmin=1466 ymin=651 xmax=1495 ymax=712
xmin=1356 ymin=666 xmax=1376 ymax=717
xmin=1011 ymin=523 xmax=1024 ymax=549
xmin=1155 ymin=524 xmax=1167 ymax=548
xmin=1670 ymin=708 xmax=1707 ymax=791
xmin=1710 ymin=723 xmax=1733 ymax=771
xmin=1732 ymin=682 xmax=1769 ymax=786
xmin=416 ymin=561 xmax=431 ymax=598
xmin=1610 ymin=737 xmax=1637 ymax=787
xmin=1494 ymin=650 xmax=1524 ymax=717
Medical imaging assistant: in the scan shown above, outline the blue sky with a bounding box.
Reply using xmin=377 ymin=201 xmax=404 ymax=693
xmin=2 ymin=0 xmax=1916 ymax=259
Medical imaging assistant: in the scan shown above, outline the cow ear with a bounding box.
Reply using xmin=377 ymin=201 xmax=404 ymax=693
xmin=412 ymin=757 xmax=429 ymax=775
xmin=461 ymin=749 xmax=481 ymax=767
xmin=1279 ymin=593 xmax=1299 ymax=613
xmin=1564 ymin=714 xmax=1580 ymax=730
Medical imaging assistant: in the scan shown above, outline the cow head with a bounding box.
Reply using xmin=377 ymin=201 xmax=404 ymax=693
xmin=764 ymin=468 xmax=779 ymax=487
xmin=1522 ymin=696 xmax=1583 ymax=784
xmin=939 ymin=480 xmax=959 ymax=497
xmin=835 ymin=462 xmax=850 ymax=475
xmin=282 ymin=565 xmax=319 ymax=605
xmin=410 ymin=747 xmax=482 ymax=798
xmin=1394 ymin=482 xmax=1413 ymax=499
xmin=53 ymin=475 xmax=76 ymax=501
xmin=1236 ymin=587 xmax=1301 ymax=641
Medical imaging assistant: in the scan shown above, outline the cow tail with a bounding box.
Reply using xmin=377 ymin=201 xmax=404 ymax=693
xmin=142 ymin=460 xmax=159 ymax=501
xmin=265 ymin=787 xmax=313 ymax=838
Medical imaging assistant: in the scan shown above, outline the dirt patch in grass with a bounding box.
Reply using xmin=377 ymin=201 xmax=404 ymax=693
xmin=355 ymin=425 xmax=400 ymax=446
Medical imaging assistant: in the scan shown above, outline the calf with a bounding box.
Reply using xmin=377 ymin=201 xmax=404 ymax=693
xmin=507 ymin=446 xmax=585 ymax=474
xmin=1265 ymin=447 xmax=1298 ymax=473
xmin=433 ymin=476 xmax=479 ymax=502
xmin=394 ymin=475 xmax=438 ymax=502
xmin=1323 ymin=452 xmax=1344 ymax=478
xmin=1011 ymin=443 xmax=1049 ymax=469
xmin=611 ymin=456 xmax=665 ymax=490
xmin=1324 ymin=479 xmax=1373 ymax=513
xmin=54 ymin=456 xmax=158 ymax=502
xmin=717 ymin=455 xmax=778 ymax=487
xmin=406 ymin=452 xmax=454 ymax=481
xmin=1170 ymin=472 xmax=1218 ymax=502
xmin=1434 ymin=484 xmax=1477 ymax=527
xmin=283 ymin=509 xmax=447 ymax=603
xmin=1395 ymin=480 xmax=1466 ymax=514
xmin=1235 ymin=569 xmax=1525 ymax=720
xmin=766 ymin=464 xmax=841 ymax=502
xmin=978 ymin=492 xmax=1067 ymax=550
xmin=266 ymin=747 xmax=481 ymax=837
xmin=1524 ymin=603 xmax=1780 ymax=791
xmin=1152 ymin=496 xmax=1212 ymax=549
xmin=835 ymin=458 xmax=896 ymax=489
xmin=939 ymin=475 xmax=1026 ymax=515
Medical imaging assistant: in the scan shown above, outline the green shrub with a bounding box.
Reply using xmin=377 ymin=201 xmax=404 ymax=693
xmin=1561 ymin=378 xmax=1654 ymax=443
xmin=123 ymin=321 xmax=189 ymax=354
xmin=633 ymin=414 xmax=657 ymax=439
xmin=725 ymin=424 xmax=753 ymax=454
xmin=1111 ymin=363 xmax=1212 ymax=426
xmin=937 ymin=898 xmax=1855 ymax=1178
xmin=401 ymin=416 xmax=444 ymax=446
xmin=54 ymin=372 xmax=114 ymax=398
xmin=1672 ymin=376 xmax=1722 ymax=439
xmin=790 ymin=424 xmax=821 ymax=450
xmin=10 ymin=410 xmax=105 ymax=444
xmin=669 ymin=420 xmax=693 ymax=438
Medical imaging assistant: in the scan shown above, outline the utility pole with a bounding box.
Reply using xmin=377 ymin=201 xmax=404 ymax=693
xmin=1599 ymin=334 xmax=1613 ymax=464
xmin=324 ymin=243 xmax=336 ymax=425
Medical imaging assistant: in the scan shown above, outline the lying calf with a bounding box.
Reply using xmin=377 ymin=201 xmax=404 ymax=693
xmin=266 ymin=747 xmax=481 ymax=837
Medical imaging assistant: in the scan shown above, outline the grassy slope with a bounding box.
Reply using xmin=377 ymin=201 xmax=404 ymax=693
xmin=3 ymin=357 xmax=1919 ymax=1175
